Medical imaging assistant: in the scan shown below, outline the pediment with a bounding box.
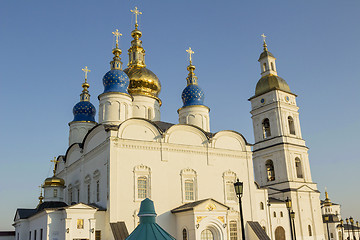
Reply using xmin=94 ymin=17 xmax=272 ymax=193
xmin=171 ymin=198 xmax=229 ymax=214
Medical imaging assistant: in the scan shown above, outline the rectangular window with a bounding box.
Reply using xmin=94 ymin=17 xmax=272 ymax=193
xmin=77 ymin=219 xmax=84 ymax=229
xmin=40 ymin=229 xmax=43 ymax=240
xmin=96 ymin=180 xmax=100 ymax=202
xmin=34 ymin=230 xmax=37 ymax=240
xmin=230 ymin=221 xmax=238 ymax=240
xmin=87 ymin=184 xmax=91 ymax=203
xmin=29 ymin=231 xmax=31 ymax=240
xmin=95 ymin=230 xmax=101 ymax=240
xmin=138 ymin=177 xmax=147 ymax=199
xmin=77 ymin=188 xmax=80 ymax=202
xmin=226 ymin=182 xmax=235 ymax=201
xmin=69 ymin=189 xmax=73 ymax=203
xmin=53 ymin=189 xmax=58 ymax=197
xmin=185 ymin=180 xmax=194 ymax=200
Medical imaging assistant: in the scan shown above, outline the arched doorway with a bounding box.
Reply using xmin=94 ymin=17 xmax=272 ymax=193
xmin=275 ymin=226 xmax=286 ymax=240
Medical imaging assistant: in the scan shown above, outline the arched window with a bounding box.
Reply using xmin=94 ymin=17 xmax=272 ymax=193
xmin=266 ymin=160 xmax=275 ymax=181
xmin=288 ymin=116 xmax=295 ymax=135
xmin=68 ymin=185 xmax=73 ymax=203
xmin=295 ymin=158 xmax=303 ymax=178
xmin=181 ymin=168 xmax=197 ymax=202
xmin=338 ymin=231 xmax=342 ymax=240
xmin=148 ymin=108 xmax=152 ymax=119
xmin=182 ymin=228 xmax=188 ymax=240
xmin=273 ymin=211 xmax=277 ymax=218
xmin=87 ymin=184 xmax=91 ymax=203
xmin=201 ymin=229 xmax=214 ymax=240
xmin=263 ymin=63 xmax=267 ymax=72
xmin=96 ymin=180 xmax=100 ymax=202
xmin=138 ymin=176 xmax=148 ymax=199
xmin=226 ymin=181 xmax=236 ymax=201
xmin=271 ymin=62 xmax=275 ymax=71
xmin=229 ymin=221 xmax=238 ymax=240
xmin=280 ymin=211 xmax=284 ymax=217
xmin=185 ymin=179 xmax=194 ymax=201
xmin=308 ymin=225 xmax=312 ymax=236
xmin=330 ymin=233 xmax=334 ymax=238
xmin=53 ymin=189 xmax=58 ymax=197
xmin=260 ymin=202 xmax=264 ymax=210
xmin=262 ymin=118 xmax=271 ymax=138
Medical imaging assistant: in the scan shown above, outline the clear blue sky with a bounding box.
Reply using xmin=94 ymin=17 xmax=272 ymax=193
xmin=1 ymin=0 xmax=359 ymax=230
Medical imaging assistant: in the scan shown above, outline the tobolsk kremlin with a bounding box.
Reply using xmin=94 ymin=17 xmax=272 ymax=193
xmin=3 ymin=6 xmax=359 ymax=240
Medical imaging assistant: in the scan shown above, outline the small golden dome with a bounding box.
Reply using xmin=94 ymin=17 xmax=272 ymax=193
xmin=44 ymin=176 xmax=65 ymax=187
xmin=255 ymin=74 xmax=291 ymax=96
xmin=124 ymin=66 xmax=161 ymax=103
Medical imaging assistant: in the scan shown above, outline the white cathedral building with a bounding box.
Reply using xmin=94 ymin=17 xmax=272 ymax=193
xmin=12 ymin=8 xmax=335 ymax=240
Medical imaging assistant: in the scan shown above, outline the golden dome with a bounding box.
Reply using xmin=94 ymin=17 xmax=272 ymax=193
xmin=255 ymin=74 xmax=291 ymax=96
xmin=124 ymin=66 xmax=161 ymax=103
xmin=44 ymin=176 xmax=65 ymax=187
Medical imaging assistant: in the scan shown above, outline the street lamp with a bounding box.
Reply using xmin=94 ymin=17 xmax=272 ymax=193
xmin=325 ymin=216 xmax=331 ymax=240
xmin=341 ymin=219 xmax=344 ymax=240
xmin=350 ymin=217 xmax=355 ymax=240
xmin=290 ymin=210 xmax=297 ymax=240
xmin=285 ymin=197 xmax=294 ymax=240
xmin=234 ymin=179 xmax=245 ymax=240
xmin=347 ymin=218 xmax=351 ymax=240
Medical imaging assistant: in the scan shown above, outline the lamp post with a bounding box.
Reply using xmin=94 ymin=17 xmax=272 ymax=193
xmin=350 ymin=217 xmax=355 ymax=240
xmin=285 ymin=197 xmax=294 ymax=240
xmin=347 ymin=218 xmax=351 ymax=240
xmin=290 ymin=210 xmax=297 ymax=240
xmin=325 ymin=216 xmax=331 ymax=240
xmin=234 ymin=179 xmax=245 ymax=240
xmin=341 ymin=219 xmax=344 ymax=240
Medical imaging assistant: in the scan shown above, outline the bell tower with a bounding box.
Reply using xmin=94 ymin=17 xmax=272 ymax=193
xmin=249 ymin=35 xmax=325 ymax=239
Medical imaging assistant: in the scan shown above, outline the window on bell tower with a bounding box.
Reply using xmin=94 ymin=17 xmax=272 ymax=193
xmin=263 ymin=63 xmax=267 ymax=72
xmin=266 ymin=160 xmax=275 ymax=181
xmin=295 ymin=158 xmax=303 ymax=178
xmin=271 ymin=62 xmax=275 ymax=71
xmin=288 ymin=116 xmax=295 ymax=135
xmin=262 ymin=118 xmax=271 ymax=138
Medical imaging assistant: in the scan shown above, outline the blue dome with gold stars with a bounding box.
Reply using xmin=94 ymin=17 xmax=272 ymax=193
xmin=72 ymin=101 xmax=96 ymax=122
xmin=103 ymin=69 xmax=129 ymax=93
xmin=182 ymin=84 xmax=205 ymax=107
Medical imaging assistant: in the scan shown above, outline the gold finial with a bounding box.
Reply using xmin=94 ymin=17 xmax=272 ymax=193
xmin=131 ymin=6 xmax=142 ymax=29
xmin=82 ymin=66 xmax=91 ymax=82
xmin=50 ymin=157 xmax=59 ymax=175
xmin=261 ymin=33 xmax=268 ymax=51
xmin=112 ymin=29 xmax=122 ymax=48
xmin=80 ymin=66 xmax=91 ymax=102
xmin=38 ymin=185 xmax=44 ymax=205
xmin=186 ymin=47 xmax=194 ymax=64
xmin=185 ymin=47 xmax=197 ymax=85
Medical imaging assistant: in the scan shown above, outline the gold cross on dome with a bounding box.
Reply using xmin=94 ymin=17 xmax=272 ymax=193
xmin=186 ymin=47 xmax=194 ymax=63
xmin=50 ymin=157 xmax=59 ymax=175
xmin=112 ymin=29 xmax=122 ymax=47
xmin=131 ymin=6 xmax=142 ymax=25
xmin=82 ymin=66 xmax=91 ymax=81
xmin=261 ymin=33 xmax=267 ymax=43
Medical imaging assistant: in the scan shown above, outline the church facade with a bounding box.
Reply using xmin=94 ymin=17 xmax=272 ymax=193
xmin=13 ymin=8 xmax=328 ymax=240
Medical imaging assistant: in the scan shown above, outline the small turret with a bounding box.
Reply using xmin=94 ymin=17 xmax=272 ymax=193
xmin=68 ymin=66 xmax=97 ymax=145
xmin=98 ymin=29 xmax=133 ymax=125
xmin=124 ymin=7 xmax=161 ymax=121
xmin=178 ymin=47 xmax=210 ymax=131
xmin=42 ymin=158 xmax=66 ymax=202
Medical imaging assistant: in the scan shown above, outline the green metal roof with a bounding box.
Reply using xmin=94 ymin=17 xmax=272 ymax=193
xmin=126 ymin=198 xmax=176 ymax=240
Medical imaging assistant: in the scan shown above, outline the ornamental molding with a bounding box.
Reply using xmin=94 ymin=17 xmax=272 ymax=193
xmin=113 ymin=138 xmax=247 ymax=158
